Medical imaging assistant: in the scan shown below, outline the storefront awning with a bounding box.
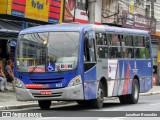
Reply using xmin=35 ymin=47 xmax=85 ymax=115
xmin=0 ymin=29 xmax=19 ymax=39
xmin=0 ymin=19 xmax=21 ymax=39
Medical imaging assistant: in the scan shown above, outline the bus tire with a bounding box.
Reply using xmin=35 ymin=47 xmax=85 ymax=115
xmin=91 ymin=82 xmax=104 ymax=109
xmin=127 ymin=79 xmax=139 ymax=104
xmin=38 ymin=100 xmax=51 ymax=110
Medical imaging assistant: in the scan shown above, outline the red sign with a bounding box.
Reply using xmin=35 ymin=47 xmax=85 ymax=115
xmin=26 ymin=84 xmax=43 ymax=89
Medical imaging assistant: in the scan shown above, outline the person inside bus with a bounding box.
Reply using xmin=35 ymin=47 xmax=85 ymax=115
xmin=5 ymin=60 xmax=15 ymax=88
xmin=0 ymin=60 xmax=8 ymax=91
xmin=110 ymin=34 xmax=120 ymax=58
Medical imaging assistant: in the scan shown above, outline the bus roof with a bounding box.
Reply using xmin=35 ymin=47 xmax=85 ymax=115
xmin=19 ymin=23 xmax=150 ymax=36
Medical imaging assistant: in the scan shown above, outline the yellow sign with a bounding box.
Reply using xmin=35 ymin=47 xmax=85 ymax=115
xmin=25 ymin=0 xmax=50 ymax=22
xmin=158 ymin=51 xmax=160 ymax=63
xmin=0 ymin=0 xmax=7 ymax=14
xmin=129 ymin=1 xmax=134 ymax=14
xmin=0 ymin=0 xmax=63 ymax=23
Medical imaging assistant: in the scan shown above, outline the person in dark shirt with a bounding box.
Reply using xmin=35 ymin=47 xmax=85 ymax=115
xmin=5 ymin=60 xmax=15 ymax=88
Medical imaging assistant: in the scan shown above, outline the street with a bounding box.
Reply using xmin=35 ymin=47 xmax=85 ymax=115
xmin=2 ymin=94 xmax=160 ymax=118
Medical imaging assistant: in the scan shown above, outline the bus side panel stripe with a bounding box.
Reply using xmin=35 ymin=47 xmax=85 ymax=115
xmin=123 ymin=61 xmax=130 ymax=95
xmin=112 ymin=62 xmax=119 ymax=96
xmin=118 ymin=61 xmax=125 ymax=95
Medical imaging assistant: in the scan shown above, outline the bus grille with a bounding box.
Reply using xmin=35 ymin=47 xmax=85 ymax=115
xmin=29 ymin=77 xmax=64 ymax=84
xmin=32 ymin=92 xmax=62 ymax=98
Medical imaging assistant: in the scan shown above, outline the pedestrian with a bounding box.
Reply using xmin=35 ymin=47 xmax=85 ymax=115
xmin=0 ymin=60 xmax=8 ymax=91
xmin=5 ymin=59 xmax=15 ymax=88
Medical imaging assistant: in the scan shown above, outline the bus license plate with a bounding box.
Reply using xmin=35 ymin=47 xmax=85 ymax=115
xmin=40 ymin=90 xmax=52 ymax=95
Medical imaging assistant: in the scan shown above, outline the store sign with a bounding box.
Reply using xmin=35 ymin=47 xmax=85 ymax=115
xmin=0 ymin=0 xmax=63 ymax=23
xmin=129 ymin=1 xmax=134 ymax=14
xmin=25 ymin=0 xmax=49 ymax=22
xmin=122 ymin=11 xmax=156 ymax=34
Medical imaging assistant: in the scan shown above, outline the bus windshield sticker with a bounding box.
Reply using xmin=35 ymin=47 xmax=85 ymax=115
xmin=56 ymin=63 xmax=73 ymax=70
xmin=47 ymin=63 xmax=55 ymax=72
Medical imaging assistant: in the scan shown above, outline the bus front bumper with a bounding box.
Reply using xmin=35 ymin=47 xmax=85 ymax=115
xmin=15 ymin=84 xmax=84 ymax=101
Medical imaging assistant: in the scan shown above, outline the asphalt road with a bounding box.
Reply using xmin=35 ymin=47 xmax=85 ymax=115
xmin=1 ymin=94 xmax=160 ymax=119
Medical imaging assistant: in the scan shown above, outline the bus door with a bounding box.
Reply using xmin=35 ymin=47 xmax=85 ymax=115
xmin=83 ymin=31 xmax=97 ymax=99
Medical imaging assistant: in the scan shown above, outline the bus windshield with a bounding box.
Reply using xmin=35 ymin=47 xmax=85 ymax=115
xmin=16 ymin=32 xmax=80 ymax=72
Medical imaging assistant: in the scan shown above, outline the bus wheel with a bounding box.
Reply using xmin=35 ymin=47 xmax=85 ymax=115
xmin=91 ymin=82 xmax=104 ymax=109
xmin=38 ymin=100 xmax=51 ymax=110
xmin=128 ymin=79 xmax=139 ymax=104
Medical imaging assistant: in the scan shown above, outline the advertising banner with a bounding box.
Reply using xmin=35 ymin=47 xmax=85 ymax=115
xmin=64 ymin=0 xmax=101 ymax=24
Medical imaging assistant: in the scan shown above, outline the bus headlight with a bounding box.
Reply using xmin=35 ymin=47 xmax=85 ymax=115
xmin=15 ymin=78 xmax=25 ymax=88
xmin=68 ymin=75 xmax=82 ymax=87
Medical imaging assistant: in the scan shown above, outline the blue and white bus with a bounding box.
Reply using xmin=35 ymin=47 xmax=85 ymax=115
xmin=15 ymin=24 xmax=153 ymax=109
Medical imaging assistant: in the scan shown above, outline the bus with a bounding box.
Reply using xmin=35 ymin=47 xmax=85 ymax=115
xmin=14 ymin=24 xmax=153 ymax=109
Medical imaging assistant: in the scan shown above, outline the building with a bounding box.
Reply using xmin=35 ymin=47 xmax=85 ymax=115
xmin=101 ymin=0 xmax=159 ymax=85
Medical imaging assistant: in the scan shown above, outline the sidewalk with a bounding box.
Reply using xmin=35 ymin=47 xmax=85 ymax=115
xmin=0 ymin=83 xmax=160 ymax=110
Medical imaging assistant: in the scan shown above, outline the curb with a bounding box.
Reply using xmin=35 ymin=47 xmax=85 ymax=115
xmin=0 ymin=101 xmax=70 ymax=110
xmin=140 ymin=91 xmax=160 ymax=96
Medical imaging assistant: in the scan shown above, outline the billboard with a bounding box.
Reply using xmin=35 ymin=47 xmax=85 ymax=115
xmin=122 ymin=10 xmax=156 ymax=34
xmin=0 ymin=0 xmax=63 ymax=23
xmin=63 ymin=0 xmax=102 ymax=24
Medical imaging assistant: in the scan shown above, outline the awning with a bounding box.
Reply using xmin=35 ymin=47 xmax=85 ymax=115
xmin=0 ymin=19 xmax=22 ymax=31
xmin=0 ymin=19 xmax=20 ymax=39
xmin=0 ymin=29 xmax=19 ymax=39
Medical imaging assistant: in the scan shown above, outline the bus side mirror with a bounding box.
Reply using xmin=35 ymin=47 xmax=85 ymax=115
xmin=7 ymin=39 xmax=17 ymax=55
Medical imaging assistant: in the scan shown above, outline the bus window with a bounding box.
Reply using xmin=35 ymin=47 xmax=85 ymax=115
xmin=108 ymin=34 xmax=122 ymax=58
xmin=96 ymin=33 xmax=107 ymax=45
xmin=122 ymin=35 xmax=134 ymax=58
xmin=97 ymin=47 xmax=108 ymax=58
xmin=134 ymin=36 xmax=145 ymax=47
xmin=145 ymin=37 xmax=151 ymax=59
xmin=84 ymin=33 xmax=96 ymax=62
xmin=134 ymin=36 xmax=145 ymax=59
xmin=89 ymin=39 xmax=96 ymax=61
xmin=96 ymin=33 xmax=108 ymax=59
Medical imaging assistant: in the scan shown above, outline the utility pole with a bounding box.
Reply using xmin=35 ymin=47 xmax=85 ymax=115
xmin=151 ymin=0 xmax=154 ymax=25
xmin=88 ymin=0 xmax=95 ymax=24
